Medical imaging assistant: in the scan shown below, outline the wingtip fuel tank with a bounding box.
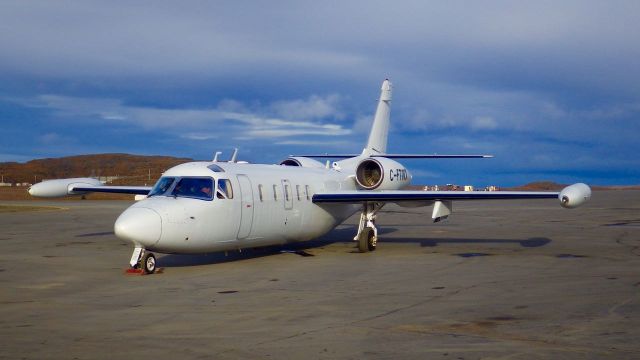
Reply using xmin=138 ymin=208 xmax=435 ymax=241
xmin=559 ymin=183 xmax=592 ymax=208
xmin=28 ymin=178 xmax=103 ymax=197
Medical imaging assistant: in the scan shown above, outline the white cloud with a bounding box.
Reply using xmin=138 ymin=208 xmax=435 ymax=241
xmin=38 ymin=132 xmax=72 ymax=144
xmin=352 ymin=114 xmax=374 ymax=134
xmin=15 ymin=93 xmax=351 ymax=140
xmin=470 ymin=116 xmax=498 ymax=131
xmin=180 ymin=133 xmax=219 ymax=141
xmin=271 ymin=94 xmax=344 ymax=121
xmin=0 ymin=1 xmax=637 ymax=94
xmin=1 ymin=1 xmax=639 ymax=184
xmin=274 ymin=140 xmax=350 ymax=146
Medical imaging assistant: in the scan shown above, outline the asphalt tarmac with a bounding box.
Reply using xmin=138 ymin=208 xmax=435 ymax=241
xmin=1 ymin=191 xmax=639 ymax=359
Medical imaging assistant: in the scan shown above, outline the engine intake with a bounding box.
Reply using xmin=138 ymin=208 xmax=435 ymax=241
xmin=355 ymin=157 xmax=411 ymax=190
xmin=356 ymin=159 xmax=383 ymax=189
xmin=279 ymin=157 xmax=325 ymax=168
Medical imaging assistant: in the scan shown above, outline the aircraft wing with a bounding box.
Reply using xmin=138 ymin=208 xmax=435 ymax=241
xmin=28 ymin=177 xmax=151 ymax=197
xmin=313 ymin=190 xmax=559 ymax=203
xmin=313 ymin=183 xmax=591 ymax=218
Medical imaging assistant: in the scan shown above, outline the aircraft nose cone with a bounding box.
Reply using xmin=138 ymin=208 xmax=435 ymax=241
xmin=114 ymin=207 xmax=162 ymax=247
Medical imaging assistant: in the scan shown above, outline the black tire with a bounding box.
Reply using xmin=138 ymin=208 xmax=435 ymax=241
xmin=368 ymin=230 xmax=377 ymax=252
xmin=142 ymin=252 xmax=156 ymax=274
xmin=358 ymin=228 xmax=376 ymax=253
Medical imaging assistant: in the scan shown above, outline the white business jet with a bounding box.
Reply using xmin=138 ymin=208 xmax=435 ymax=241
xmin=28 ymin=80 xmax=591 ymax=274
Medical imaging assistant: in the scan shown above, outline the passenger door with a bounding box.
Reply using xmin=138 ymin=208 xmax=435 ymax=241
xmin=236 ymin=175 xmax=254 ymax=239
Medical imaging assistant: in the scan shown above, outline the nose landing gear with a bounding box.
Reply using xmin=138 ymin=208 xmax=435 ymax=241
xmin=141 ymin=252 xmax=156 ymax=274
xmin=127 ymin=246 xmax=158 ymax=275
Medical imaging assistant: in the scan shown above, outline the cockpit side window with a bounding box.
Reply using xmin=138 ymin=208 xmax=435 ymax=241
xmin=148 ymin=177 xmax=176 ymax=197
xmin=171 ymin=177 xmax=214 ymax=200
xmin=217 ymin=179 xmax=233 ymax=199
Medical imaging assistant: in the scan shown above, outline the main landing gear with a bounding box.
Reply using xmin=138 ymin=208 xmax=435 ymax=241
xmin=129 ymin=246 xmax=157 ymax=274
xmin=354 ymin=202 xmax=382 ymax=253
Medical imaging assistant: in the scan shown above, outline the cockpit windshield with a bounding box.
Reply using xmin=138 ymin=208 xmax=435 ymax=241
xmin=148 ymin=177 xmax=176 ymax=197
xmin=148 ymin=176 xmax=215 ymax=200
xmin=171 ymin=177 xmax=214 ymax=200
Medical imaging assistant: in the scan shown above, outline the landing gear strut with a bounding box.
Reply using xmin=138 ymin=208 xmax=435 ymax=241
xmin=354 ymin=202 xmax=382 ymax=252
xmin=129 ymin=246 xmax=156 ymax=274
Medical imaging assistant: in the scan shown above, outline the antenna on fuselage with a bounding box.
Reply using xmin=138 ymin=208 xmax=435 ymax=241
xmin=229 ymin=148 xmax=238 ymax=163
xmin=212 ymin=151 xmax=222 ymax=162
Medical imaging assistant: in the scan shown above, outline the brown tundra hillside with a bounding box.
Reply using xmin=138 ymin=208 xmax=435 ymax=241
xmin=0 ymin=153 xmax=192 ymax=186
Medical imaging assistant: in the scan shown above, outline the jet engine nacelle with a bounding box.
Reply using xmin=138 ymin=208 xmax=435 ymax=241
xmin=559 ymin=183 xmax=591 ymax=209
xmin=279 ymin=157 xmax=325 ymax=168
xmin=28 ymin=177 xmax=103 ymax=198
xmin=355 ymin=157 xmax=412 ymax=190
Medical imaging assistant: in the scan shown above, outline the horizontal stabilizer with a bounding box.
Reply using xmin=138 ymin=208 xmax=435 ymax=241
xmin=290 ymin=154 xmax=493 ymax=159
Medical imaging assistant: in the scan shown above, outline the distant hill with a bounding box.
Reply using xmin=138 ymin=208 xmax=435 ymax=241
xmin=506 ymin=181 xmax=567 ymax=191
xmin=507 ymin=181 xmax=640 ymax=191
xmin=0 ymin=153 xmax=192 ymax=186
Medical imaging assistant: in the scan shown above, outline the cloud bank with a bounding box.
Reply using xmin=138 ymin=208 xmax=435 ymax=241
xmin=0 ymin=1 xmax=638 ymax=185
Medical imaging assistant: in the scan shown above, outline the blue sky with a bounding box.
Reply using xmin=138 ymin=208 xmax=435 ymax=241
xmin=1 ymin=1 xmax=638 ymax=186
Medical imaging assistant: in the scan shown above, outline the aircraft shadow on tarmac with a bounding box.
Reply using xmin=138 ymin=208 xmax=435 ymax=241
xmin=156 ymin=226 xmax=552 ymax=268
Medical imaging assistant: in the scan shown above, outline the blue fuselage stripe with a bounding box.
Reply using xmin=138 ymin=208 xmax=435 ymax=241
xmin=72 ymin=187 xmax=150 ymax=195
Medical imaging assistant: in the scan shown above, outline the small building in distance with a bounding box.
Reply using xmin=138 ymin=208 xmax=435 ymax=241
xmin=15 ymin=183 xmax=32 ymax=187
xmin=421 ymin=184 xmax=501 ymax=192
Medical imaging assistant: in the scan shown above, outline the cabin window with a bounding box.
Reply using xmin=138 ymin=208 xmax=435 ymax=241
xmin=217 ymin=179 xmax=233 ymax=199
xmin=305 ymin=185 xmax=310 ymax=200
xmin=258 ymin=184 xmax=264 ymax=202
xmin=284 ymin=184 xmax=290 ymax=201
xmin=273 ymin=184 xmax=278 ymax=201
xmin=171 ymin=177 xmax=213 ymax=200
xmin=296 ymin=185 xmax=301 ymax=201
xmin=149 ymin=176 xmax=176 ymax=197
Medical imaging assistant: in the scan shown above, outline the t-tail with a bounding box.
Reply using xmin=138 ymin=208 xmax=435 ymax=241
xmin=291 ymin=79 xmax=492 ymax=160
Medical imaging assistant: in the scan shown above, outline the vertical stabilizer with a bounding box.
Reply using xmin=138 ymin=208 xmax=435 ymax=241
xmin=365 ymin=79 xmax=392 ymax=155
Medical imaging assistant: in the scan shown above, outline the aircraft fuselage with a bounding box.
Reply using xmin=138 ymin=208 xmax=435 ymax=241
xmin=114 ymin=161 xmax=361 ymax=254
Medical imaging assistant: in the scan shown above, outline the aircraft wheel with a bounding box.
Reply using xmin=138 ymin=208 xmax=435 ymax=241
xmin=358 ymin=227 xmax=376 ymax=253
xmin=141 ymin=252 xmax=156 ymax=274
xmin=368 ymin=231 xmax=377 ymax=252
